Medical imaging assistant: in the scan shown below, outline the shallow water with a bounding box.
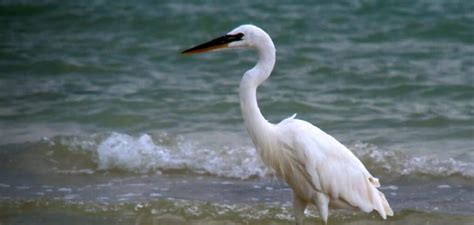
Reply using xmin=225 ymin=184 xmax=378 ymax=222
xmin=1 ymin=0 xmax=473 ymax=224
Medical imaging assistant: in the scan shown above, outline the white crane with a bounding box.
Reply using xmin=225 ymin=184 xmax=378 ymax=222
xmin=182 ymin=24 xmax=393 ymax=225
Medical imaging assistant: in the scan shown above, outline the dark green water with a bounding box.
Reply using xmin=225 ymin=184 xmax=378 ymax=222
xmin=1 ymin=0 xmax=473 ymax=224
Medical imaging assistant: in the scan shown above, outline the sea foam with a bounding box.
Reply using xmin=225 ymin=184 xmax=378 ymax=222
xmin=53 ymin=132 xmax=474 ymax=180
xmin=96 ymin=132 xmax=267 ymax=179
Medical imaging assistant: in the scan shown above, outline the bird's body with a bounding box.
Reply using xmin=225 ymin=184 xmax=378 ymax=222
xmin=183 ymin=24 xmax=393 ymax=225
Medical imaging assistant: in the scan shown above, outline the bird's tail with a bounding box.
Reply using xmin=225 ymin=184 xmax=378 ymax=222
xmin=369 ymin=177 xmax=394 ymax=219
xmin=376 ymin=190 xmax=394 ymax=219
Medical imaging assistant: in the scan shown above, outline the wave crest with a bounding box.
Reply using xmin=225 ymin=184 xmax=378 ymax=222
xmin=353 ymin=142 xmax=474 ymax=179
xmin=48 ymin=132 xmax=474 ymax=180
xmin=96 ymin=132 xmax=267 ymax=179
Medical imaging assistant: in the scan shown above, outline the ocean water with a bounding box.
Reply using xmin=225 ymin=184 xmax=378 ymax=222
xmin=1 ymin=0 xmax=473 ymax=224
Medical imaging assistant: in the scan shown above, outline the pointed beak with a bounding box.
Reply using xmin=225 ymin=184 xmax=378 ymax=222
xmin=182 ymin=33 xmax=244 ymax=55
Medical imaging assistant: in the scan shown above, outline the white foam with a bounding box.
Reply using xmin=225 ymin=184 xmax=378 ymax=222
xmin=58 ymin=188 xmax=72 ymax=192
xmin=120 ymin=193 xmax=141 ymax=197
xmin=64 ymin=194 xmax=79 ymax=200
xmin=437 ymin=184 xmax=451 ymax=189
xmin=352 ymin=142 xmax=474 ymax=179
xmin=95 ymin=132 xmax=267 ymax=179
xmin=97 ymin=196 xmax=109 ymax=201
xmin=127 ymin=183 xmax=146 ymax=187
xmin=59 ymin=132 xmax=474 ymax=180
xmin=380 ymin=185 xmax=398 ymax=190
xmin=97 ymin=133 xmax=177 ymax=172
xmin=401 ymin=157 xmax=474 ymax=177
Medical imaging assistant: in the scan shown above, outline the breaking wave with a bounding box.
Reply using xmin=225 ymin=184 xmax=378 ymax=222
xmin=38 ymin=132 xmax=474 ymax=180
xmin=48 ymin=132 xmax=267 ymax=179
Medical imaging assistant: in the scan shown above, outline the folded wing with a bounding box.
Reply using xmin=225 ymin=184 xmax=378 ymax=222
xmin=277 ymin=118 xmax=393 ymax=219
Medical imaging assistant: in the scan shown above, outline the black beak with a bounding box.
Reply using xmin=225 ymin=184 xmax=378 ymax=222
xmin=182 ymin=33 xmax=244 ymax=55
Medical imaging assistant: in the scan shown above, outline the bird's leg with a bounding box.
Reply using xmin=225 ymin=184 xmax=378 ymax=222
xmin=293 ymin=193 xmax=307 ymax=225
xmin=312 ymin=192 xmax=329 ymax=225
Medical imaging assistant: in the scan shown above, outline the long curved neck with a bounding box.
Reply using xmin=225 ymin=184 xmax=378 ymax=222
xmin=239 ymin=40 xmax=276 ymax=147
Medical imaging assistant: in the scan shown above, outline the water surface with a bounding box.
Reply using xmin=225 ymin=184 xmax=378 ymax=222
xmin=1 ymin=0 xmax=473 ymax=224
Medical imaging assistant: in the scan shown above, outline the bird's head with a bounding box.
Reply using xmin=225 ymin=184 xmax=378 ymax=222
xmin=182 ymin=24 xmax=271 ymax=55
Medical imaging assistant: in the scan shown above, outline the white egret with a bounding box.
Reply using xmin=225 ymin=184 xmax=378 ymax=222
xmin=182 ymin=24 xmax=393 ymax=225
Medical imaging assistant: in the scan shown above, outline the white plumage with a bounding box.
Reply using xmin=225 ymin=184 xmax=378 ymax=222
xmin=183 ymin=24 xmax=393 ymax=225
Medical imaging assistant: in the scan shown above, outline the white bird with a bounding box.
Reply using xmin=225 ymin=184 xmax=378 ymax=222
xmin=182 ymin=24 xmax=393 ymax=225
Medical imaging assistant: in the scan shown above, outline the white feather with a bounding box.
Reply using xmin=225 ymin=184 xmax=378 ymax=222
xmin=231 ymin=24 xmax=393 ymax=225
xmin=276 ymin=118 xmax=393 ymax=219
xmin=186 ymin=24 xmax=393 ymax=225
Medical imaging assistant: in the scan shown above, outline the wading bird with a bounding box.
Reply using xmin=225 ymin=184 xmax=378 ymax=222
xmin=182 ymin=24 xmax=393 ymax=225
